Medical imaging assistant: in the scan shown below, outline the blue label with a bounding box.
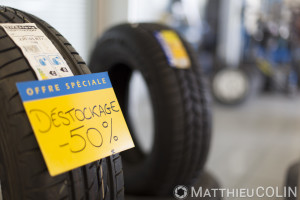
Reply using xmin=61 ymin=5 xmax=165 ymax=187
xmin=154 ymin=31 xmax=173 ymax=67
xmin=17 ymin=72 xmax=112 ymax=102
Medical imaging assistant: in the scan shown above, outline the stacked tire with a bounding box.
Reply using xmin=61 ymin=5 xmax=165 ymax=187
xmin=0 ymin=6 xmax=124 ymax=200
xmin=89 ymin=23 xmax=212 ymax=196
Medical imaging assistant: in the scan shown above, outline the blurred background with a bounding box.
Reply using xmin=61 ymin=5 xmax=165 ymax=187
xmin=1 ymin=0 xmax=300 ymax=199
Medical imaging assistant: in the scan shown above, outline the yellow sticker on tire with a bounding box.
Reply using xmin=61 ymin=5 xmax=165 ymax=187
xmin=17 ymin=72 xmax=134 ymax=176
xmin=155 ymin=30 xmax=191 ymax=69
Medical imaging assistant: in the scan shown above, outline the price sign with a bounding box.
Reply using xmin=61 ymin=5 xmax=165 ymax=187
xmin=17 ymin=72 xmax=134 ymax=176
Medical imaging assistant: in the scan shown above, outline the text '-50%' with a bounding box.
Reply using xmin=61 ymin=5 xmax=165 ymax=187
xmin=28 ymin=101 xmax=121 ymax=153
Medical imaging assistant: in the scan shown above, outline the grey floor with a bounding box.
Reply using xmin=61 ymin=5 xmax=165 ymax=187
xmin=206 ymin=93 xmax=300 ymax=200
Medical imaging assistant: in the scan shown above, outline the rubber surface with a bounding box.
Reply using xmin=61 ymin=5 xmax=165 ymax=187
xmin=191 ymin=171 xmax=222 ymax=200
xmin=125 ymin=171 xmax=222 ymax=200
xmin=285 ymin=162 xmax=299 ymax=200
xmin=89 ymin=23 xmax=212 ymax=196
xmin=0 ymin=6 xmax=124 ymax=200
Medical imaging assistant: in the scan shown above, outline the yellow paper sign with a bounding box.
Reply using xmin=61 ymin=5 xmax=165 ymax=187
xmin=17 ymin=72 xmax=134 ymax=176
xmin=155 ymin=30 xmax=191 ymax=69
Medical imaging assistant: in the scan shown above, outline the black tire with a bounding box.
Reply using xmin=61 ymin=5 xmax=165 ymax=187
xmin=285 ymin=162 xmax=299 ymax=200
xmin=89 ymin=23 xmax=212 ymax=196
xmin=188 ymin=171 xmax=222 ymax=200
xmin=126 ymin=171 xmax=221 ymax=200
xmin=0 ymin=7 xmax=124 ymax=200
xmin=296 ymin=65 xmax=300 ymax=88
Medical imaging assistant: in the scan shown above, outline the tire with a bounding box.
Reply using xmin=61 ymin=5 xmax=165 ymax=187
xmin=211 ymin=65 xmax=262 ymax=106
xmin=285 ymin=162 xmax=299 ymax=200
xmin=126 ymin=171 xmax=221 ymax=200
xmin=89 ymin=23 xmax=212 ymax=196
xmin=296 ymin=65 xmax=300 ymax=88
xmin=0 ymin=7 xmax=124 ymax=200
xmin=191 ymin=171 xmax=222 ymax=200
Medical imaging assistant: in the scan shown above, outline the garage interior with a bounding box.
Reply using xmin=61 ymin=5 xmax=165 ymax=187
xmin=1 ymin=0 xmax=300 ymax=199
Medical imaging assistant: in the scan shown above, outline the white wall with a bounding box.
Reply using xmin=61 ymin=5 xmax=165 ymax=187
xmin=218 ymin=0 xmax=243 ymax=67
xmin=97 ymin=0 xmax=130 ymax=36
xmin=0 ymin=0 xmax=93 ymax=60
xmin=128 ymin=0 xmax=169 ymax=23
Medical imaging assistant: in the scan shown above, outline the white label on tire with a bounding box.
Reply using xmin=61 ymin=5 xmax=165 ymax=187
xmin=0 ymin=23 xmax=73 ymax=80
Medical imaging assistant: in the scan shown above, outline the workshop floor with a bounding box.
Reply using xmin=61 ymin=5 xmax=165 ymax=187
xmin=206 ymin=93 xmax=300 ymax=200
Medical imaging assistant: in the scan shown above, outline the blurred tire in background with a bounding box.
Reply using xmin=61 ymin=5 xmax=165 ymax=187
xmin=211 ymin=63 xmax=263 ymax=106
xmin=89 ymin=23 xmax=212 ymax=196
xmin=285 ymin=161 xmax=299 ymax=200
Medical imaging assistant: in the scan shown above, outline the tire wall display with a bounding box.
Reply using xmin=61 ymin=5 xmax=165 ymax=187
xmin=89 ymin=23 xmax=212 ymax=196
xmin=0 ymin=7 xmax=124 ymax=200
